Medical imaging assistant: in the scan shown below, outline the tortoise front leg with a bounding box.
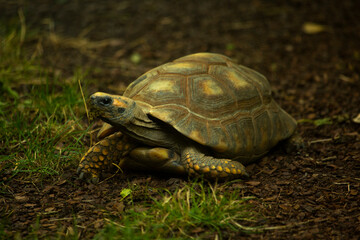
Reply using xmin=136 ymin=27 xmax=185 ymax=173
xmin=77 ymin=132 xmax=137 ymax=183
xmin=181 ymin=147 xmax=249 ymax=180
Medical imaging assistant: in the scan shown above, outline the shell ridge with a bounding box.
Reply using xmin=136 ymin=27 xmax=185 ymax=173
xmin=185 ymin=75 xmax=191 ymax=108
xmin=249 ymin=114 xmax=256 ymax=159
xmin=127 ymin=73 xmax=161 ymax=98
xmin=232 ymin=65 xmax=270 ymax=105
xmin=266 ymin=107 xmax=274 ymax=147
xmin=150 ymin=102 xmax=273 ymax=122
xmin=209 ymin=69 xmax=239 ymax=109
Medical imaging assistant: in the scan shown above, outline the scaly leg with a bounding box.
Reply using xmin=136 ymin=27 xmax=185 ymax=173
xmin=77 ymin=132 xmax=137 ymax=183
xmin=181 ymin=147 xmax=249 ymax=179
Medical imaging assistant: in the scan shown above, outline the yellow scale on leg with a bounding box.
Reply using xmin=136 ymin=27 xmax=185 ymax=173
xmin=182 ymin=148 xmax=247 ymax=179
xmin=77 ymin=132 xmax=136 ymax=182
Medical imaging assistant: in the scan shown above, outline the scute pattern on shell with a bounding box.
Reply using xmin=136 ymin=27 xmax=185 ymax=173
xmin=123 ymin=53 xmax=296 ymax=160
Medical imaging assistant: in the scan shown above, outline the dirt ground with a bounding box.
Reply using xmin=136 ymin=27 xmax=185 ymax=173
xmin=1 ymin=0 xmax=360 ymax=239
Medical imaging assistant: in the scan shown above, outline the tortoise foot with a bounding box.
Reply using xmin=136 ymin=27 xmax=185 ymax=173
xmin=77 ymin=167 xmax=100 ymax=184
xmin=78 ymin=132 xmax=134 ymax=183
xmin=181 ymin=147 xmax=249 ymax=180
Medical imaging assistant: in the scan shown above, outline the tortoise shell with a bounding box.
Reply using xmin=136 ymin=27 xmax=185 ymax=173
xmin=123 ymin=53 xmax=296 ymax=163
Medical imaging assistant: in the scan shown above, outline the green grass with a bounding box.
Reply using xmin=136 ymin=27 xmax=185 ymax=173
xmin=95 ymin=181 xmax=260 ymax=240
xmin=0 ymin=17 xmax=89 ymax=182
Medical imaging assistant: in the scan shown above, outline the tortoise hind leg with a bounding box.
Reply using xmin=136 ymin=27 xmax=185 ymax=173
xmin=181 ymin=147 xmax=249 ymax=179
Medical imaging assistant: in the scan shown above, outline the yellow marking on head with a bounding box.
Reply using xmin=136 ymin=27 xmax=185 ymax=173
xmin=187 ymin=158 xmax=191 ymax=163
xmin=211 ymin=165 xmax=216 ymax=169
xmin=95 ymin=164 xmax=100 ymax=168
xmin=93 ymin=92 xmax=109 ymax=97
xmin=224 ymin=160 xmax=228 ymax=164
xmin=231 ymin=164 xmax=235 ymax=168
xmin=99 ymin=156 xmax=104 ymax=161
xmin=194 ymin=165 xmax=200 ymax=171
xmin=78 ymin=163 xmax=83 ymax=168
xmin=93 ymin=146 xmax=101 ymax=153
xmin=112 ymin=99 xmax=127 ymax=108
xmin=217 ymin=166 xmax=223 ymax=172
xmin=90 ymin=163 xmax=94 ymax=167
xmin=102 ymin=149 xmax=109 ymax=155
xmin=237 ymin=169 xmax=242 ymax=174
xmin=100 ymin=140 xmax=110 ymax=147
xmin=202 ymin=167 xmax=210 ymax=173
xmin=225 ymin=167 xmax=231 ymax=173
xmin=231 ymin=168 xmax=237 ymax=174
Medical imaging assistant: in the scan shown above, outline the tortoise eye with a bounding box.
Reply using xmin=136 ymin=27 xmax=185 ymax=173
xmin=98 ymin=96 xmax=113 ymax=106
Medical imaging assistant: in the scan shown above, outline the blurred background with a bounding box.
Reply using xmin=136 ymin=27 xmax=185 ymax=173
xmin=1 ymin=0 xmax=359 ymax=122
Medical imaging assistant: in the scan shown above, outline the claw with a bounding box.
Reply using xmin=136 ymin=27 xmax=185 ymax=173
xmin=77 ymin=167 xmax=100 ymax=184
xmin=77 ymin=166 xmax=98 ymax=183
xmin=242 ymin=170 xmax=250 ymax=178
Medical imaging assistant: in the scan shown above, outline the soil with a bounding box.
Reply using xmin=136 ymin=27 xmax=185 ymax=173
xmin=1 ymin=0 xmax=360 ymax=239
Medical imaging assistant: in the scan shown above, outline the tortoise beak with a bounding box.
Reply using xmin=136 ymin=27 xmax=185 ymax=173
xmin=87 ymin=93 xmax=114 ymax=121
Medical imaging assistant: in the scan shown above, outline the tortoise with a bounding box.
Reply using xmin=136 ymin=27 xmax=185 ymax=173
xmin=77 ymin=52 xmax=297 ymax=183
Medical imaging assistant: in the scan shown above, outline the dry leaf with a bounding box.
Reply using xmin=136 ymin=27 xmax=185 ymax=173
xmin=45 ymin=207 xmax=55 ymax=212
xmin=245 ymin=181 xmax=261 ymax=186
xmin=24 ymin=203 xmax=37 ymax=207
xmin=339 ymin=74 xmax=354 ymax=83
xmin=14 ymin=195 xmax=29 ymax=202
xmin=302 ymin=22 xmax=328 ymax=34
xmin=353 ymin=113 xmax=360 ymax=124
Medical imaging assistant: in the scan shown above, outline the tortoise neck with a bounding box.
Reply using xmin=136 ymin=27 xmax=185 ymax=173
xmin=115 ymin=103 xmax=161 ymax=144
xmin=131 ymin=105 xmax=158 ymax=129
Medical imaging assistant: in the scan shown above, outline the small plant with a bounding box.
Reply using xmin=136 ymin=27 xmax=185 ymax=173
xmin=297 ymin=114 xmax=350 ymax=127
xmin=95 ymin=181 xmax=260 ymax=239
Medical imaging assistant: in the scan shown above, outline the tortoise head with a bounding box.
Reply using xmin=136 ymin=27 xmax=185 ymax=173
xmin=89 ymin=92 xmax=136 ymax=125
